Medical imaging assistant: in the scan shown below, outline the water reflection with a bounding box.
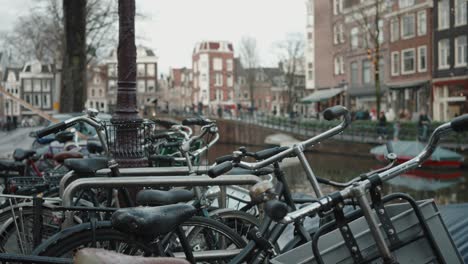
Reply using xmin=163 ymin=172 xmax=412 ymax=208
xmin=207 ymin=144 xmax=468 ymax=205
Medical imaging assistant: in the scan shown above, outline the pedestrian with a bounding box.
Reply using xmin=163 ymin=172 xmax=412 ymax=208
xmin=393 ymin=120 xmax=400 ymax=141
xmin=376 ymin=111 xmax=387 ymax=141
xmin=418 ymin=110 xmax=431 ymax=141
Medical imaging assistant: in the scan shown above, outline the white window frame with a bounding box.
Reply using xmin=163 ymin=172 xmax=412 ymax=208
xmin=401 ymin=13 xmax=415 ymax=39
xmin=438 ymin=0 xmax=450 ymax=30
xmin=455 ymin=36 xmax=467 ymax=67
xmin=351 ymin=27 xmax=359 ymax=49
xmin=215 ymin=73 xmax=223 ymax=86
xmin=333 ymin=25 xmax=339 ymax=44
xmin=213 ymin=58 xmax=223 ymax=71
xmin=391 ymin=51 xmax=400 ymax=76
xmin=226 ymin=59 xmax=233 ymax=71
xmin=339 ymin=56 xmax=344 ymax=74
xmin=455 ymin=0 xmax=467 ymax=26
xmin=418 ymin=46 xmax=427 ymax=72
xmin=438 ymin=39 xmax=450 ymax=69
xmin=401 ymin=48 xmax=416 ymax=75
xmin=390 ymin=18 xmax=399 ymax=42
xmin=417 ymin=10 xmax=427 ymax=36
xmin=227 ymin=74 xmax=233 ymax=87
xmin=338 ymin=24 xmax=344 ymax=43
xmin=399 ymin=0 xmax=414 ymax=9
xmin=334 ymin=57 xmax=340 ymax=75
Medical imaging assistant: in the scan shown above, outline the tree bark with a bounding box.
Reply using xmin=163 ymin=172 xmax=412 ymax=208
xmin=61 ymin=0 xmax=87 ymax=113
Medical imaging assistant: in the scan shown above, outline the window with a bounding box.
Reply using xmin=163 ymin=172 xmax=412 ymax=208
xmin=201 ymin=74 xmax=207 ymax=82
xmin=438 ymin=0 xmax=450 ymax=30
xmin=399 ymin=0 xmax=414 ymax=8
xmin=147 ymin=80 xmax=155 ymax=91
xmin=378 ymin=20 xmax=384 ymax=43
xmin=33 ymin=80 xmax=41 ymax=92
xmin=351 ymin=62 xmax=358 ymax=84
xmin=99 ymin=89 xmax=103 ymax=96
xmin=438 ymin=39 xmax=450 ymax=69
xmin=391 ymin=52 xmax=400 ymax=76
xmin=25 ymin=94 xmax=31 ymax=104
xmin=147 ymin=64 xmax=155 ymax=76
xmin=213 ymin=58 xmax=222 ymax=71
xmin=334 ymin=56 xmax=344 ymax=75
xmin=137 ymin=64 xmax=145 ymax=77
xmin=42 ymin=94 xmax=50 ymax=108
xmin=401 ymin=14 xmax=415 ymax=39
xmin=42 ymin=80 xmax=51 ymax=92
xmin=137 ymin=80 xmax=145 ymax=92
xmin=34 ymin=95 xmax=40 ymax=107
xmin=455 ymin=36 xmax=467 ymax=67
xmin=362 ymin=60 xmax=371 ymax=84
xmin=215 ymin=73 xmax=223 ymax=86
xmin=338 ymin=24 xmax=344 ymax=43
xmin=455 ymin=0 xmax=467 ymax=26
xmin=351 ymin=27 xmax=359 ymax=49
xmin=333 ymin=0 xmax=342 ymax=15
xmin=91 ymin=89 xmax=95 ymax=97
xmin=24 ymin=79 xmax=32 ymax=92
xmin=418 ymin=46 xmax=427 ymax=72
xmin=226 ymin=59 xmax=233 ymax=71
xmin=108 ymin=64 xmax=117 ymax=77
xmin=417 ymin=11 xmax=427 ymax=36
xmin=227 ymin=74 xmax=233 ymax=87
xmin=334 ymin=25 xmax=339 ymax=44
xmin=401 ymin=49 xmax=416 ymax=74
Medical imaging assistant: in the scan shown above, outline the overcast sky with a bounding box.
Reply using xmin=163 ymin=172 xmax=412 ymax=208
xmin=0 ymin=0 xmax=306 ymax=74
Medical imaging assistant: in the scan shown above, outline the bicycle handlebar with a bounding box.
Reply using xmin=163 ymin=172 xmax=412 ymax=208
xmin=182 ymin=117 xmax=214 ymax=126
xmin=450 ymin=114 xmax=468 ymax=132
xmin=323 ymin=105 xmax=348 ymax=121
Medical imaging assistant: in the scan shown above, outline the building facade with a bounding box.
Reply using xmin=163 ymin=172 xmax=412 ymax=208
xmin=19 ymin=60 xmax=55 ymax=115
xmin=192 ymin=41 xmax=235 ymax=114
xmin=167 ymin=68 xmax=193 ymax=113
xmin=432 ymin=0 xmax=467 ymax=121
xmin=2 ymin=68 xmax=22 ymax=119
xmin=86 ymin=66 xmax=108 ymax=113
xmin=104 ymin=46 xmax=158 ymax=114
xmin=386 ymin=0 xmax=434 ymax=120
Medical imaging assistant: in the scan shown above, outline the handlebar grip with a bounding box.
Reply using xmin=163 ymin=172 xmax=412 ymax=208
xmin=215 ymin=154 xmax=234 ymax=164
xmin=323 ymin=105 xmax=348 ymax=121
xmin=265 ymin=200 xmax=289 ymax=222
xmin=385 ymin=141 xmax=394 ymax=154
xmin=35 ymin=121 xmax=68 ymax=138
xmin=207 ymin=161 xmax=233 ymax=178
xmin=153 ymin=119 xmax=178 ymax=129
xmin=254 ymin=146 xmax=289 ymax=160
xmin=450 ymin=114 xmax=468 ymax=133
xmin=182 ymin=117 xmax=212 ymax=126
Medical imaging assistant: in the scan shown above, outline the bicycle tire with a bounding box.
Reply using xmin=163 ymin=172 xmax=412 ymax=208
xmin=35 ymin=216 xmax=246 ymax=262
xmin=209 ymin=208 xmax=259 ymax=239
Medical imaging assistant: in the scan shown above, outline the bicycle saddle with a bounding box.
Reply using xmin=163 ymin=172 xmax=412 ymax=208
xmin=136 ymin=189 xmax=194 ymax=206
xmin=75 ymin=248 xmax=190 ymax=264
xmin=53 ymin=151 xmax=84 ymax=163
xmin=13 ymin=149 xmax=36 ymax=161
xmin=0 ymin=160 xmax=24 ymax=172
xmin=111 ymin=204 xmax=196 ymax=237
xmin=64 ymin=157 xmax=108 ymax=174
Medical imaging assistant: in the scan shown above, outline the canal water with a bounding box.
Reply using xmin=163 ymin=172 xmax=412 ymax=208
xmin=206 ymin=143 xmax=468 ymax=205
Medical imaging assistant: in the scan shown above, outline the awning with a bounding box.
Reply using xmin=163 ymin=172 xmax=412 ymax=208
xmin=300 ymin=88 xmax=343 ymax=103
xmin=348 ymin=84 xmax=388 ymax=97
xmin=388 ymin=80 xmax=429 ymax=90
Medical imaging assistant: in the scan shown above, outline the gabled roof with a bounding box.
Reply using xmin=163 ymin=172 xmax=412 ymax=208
xmin=2 ymin=67 xmax=21 ymax=82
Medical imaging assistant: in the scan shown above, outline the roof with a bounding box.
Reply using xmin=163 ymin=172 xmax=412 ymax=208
xmin=2 ymin=67 xmax=21 ymax=82
xmin=300 ymin=88 xmax=344 ymax=103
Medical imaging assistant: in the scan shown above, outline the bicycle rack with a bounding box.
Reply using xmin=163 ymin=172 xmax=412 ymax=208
xmin=61 ymin=174 xmax=262 ymax=227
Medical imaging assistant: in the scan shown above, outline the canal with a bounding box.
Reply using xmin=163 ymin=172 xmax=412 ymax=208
xmin=207 ymin=143 xmax=468 ymax=205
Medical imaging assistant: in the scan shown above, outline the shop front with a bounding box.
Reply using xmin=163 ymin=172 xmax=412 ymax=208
xmin=432 ymin=78 xmax=468 ymax=121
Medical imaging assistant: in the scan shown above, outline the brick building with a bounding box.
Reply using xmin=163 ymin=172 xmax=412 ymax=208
xmin=192 ymin=41 xmax=235 ymax=114
xmin=385 ymin=0 xmax=433 ymax=120
xmin=167 ymin=67 xmax=193 ymax=113
xmin=432 ymin=0 xmax=467 ymax=121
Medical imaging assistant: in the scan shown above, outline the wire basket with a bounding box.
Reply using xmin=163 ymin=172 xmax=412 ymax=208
xmin=104 ymin=120 xmax=156 ymax=159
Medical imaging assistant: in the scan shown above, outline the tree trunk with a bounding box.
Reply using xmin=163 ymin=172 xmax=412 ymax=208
xmin=61 ymin=0 xmax=87 ymax=113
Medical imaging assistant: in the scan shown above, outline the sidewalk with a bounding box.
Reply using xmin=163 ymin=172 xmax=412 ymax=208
xmin=0 ymin=127 xmax=40 ymax=159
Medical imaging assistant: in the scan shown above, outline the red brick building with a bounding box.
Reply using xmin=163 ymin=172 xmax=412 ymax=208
xmin=192 ymin=41 xmax=235 ymax=115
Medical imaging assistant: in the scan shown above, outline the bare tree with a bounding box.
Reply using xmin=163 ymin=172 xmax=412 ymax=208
xmin=348 ymin=0 xmax=387 ymax=115
xmin=3 ymin=0 xmax=120 ymax=65
xmin=275 ymin=32 xmax=305 ymax=114
xmin=238 ymin=36 xmax=259 ymax=113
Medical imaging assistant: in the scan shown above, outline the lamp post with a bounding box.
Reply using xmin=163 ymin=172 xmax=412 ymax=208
xmin=111 ymin=0 xmax=147 ymax=167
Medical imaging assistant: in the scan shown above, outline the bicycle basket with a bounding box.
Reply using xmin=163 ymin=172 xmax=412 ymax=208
xmin=104 ymin=120 xmax=155 ymax=159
